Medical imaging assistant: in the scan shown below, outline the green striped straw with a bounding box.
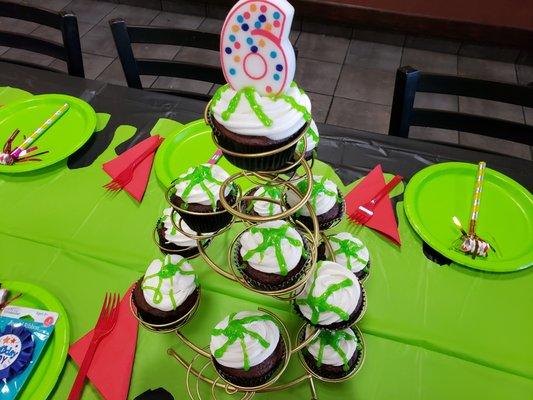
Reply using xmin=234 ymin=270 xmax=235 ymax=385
xmin=10 ymin=102 xmax=70 ymax=159
xmin=468 ymin=161 xmax=486 ymax=236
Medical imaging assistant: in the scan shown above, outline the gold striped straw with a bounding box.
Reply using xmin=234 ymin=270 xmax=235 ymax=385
xmin=10 ymin=102 xmax=70 ymax=159
xmin=468 ymin=161 xmax=486 ymax=236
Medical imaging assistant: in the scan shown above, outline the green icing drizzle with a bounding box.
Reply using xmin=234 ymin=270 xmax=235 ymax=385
xmin=221 ymin=87 xmax=273 ymax=127
xmin=210 ymin=84 xmax=230 ymax=109
xmin=296 ymin=176 xmax=337 ymax=212
xmin=243 ymin=87 xmax=273 ymax=126
xmin=295 ymin=263 xmax=354 ymax=324
xmin=329 ymin=236 xmax=367 ymax=269
xmin=217 ymin=84 xmax=311 ymax=128
xmin=311 ymin=329 xmax=357 ymax=371
xmin=280 ymin=95 xmax=311 ymax=122
xmin=243 ymin=223 xmax=302 ymax=276
xmin=253 ymin=185 xmax=284 ymax=216
xmin=142 ymin=256 xmax=195 ymax=308
xmin=297 ymin=125 xmax=320 ymax=153
xmin=175 ymin=164 xmax=226 ymax=211
xmin=211 ymin=313 xmax=276 ymax=371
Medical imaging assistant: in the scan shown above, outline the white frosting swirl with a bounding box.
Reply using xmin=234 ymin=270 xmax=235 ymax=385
xmin=305 ymin=326 xmax=358 ymax=367
xmin=287 ymin=175 xmax=339 ymax=217
xmin=142 ymin=255 xmax=197 ymax=312
xmin=328 ymin=232 xmax=369 ymax=273
xmin=211 ymin=84 xmax=311 ymax=140
xmin=210 ymin=311 xmax=280 ymax=369
xmin=296 ymin=261 xmax=360 ymax=326
xmin=239 ymin=220 xmax=303 ymax=275
xmin=250 ymin=186 xmax=285 ymax=217
xmin=297 ymin=120 xmax=319 ymax=153
xmin=174 ymin=164 xmax=231 ymax=208
xmin=161 ymin=208 xmax=197 ymax=248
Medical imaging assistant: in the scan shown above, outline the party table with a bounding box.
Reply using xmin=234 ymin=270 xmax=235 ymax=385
xmin=0 ymin=61 xmax=532 ymax=400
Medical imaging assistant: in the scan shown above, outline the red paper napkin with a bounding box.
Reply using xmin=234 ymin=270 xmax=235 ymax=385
xmin=102 ymin=135 xmax=163 ymax=202
xmin=345 ymin=164 xmax=401 ymax=245
xmin=69 ymin=287 xmax=138 ymax=400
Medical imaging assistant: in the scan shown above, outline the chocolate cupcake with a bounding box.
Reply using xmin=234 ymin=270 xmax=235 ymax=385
xmin=132 ymin=255 xmax=199 ymax=327
xmin=295 ymin=119 xmax=320 ymax=161
xmin=170 ymin=163 xmax=237 ymax=233
xmin=326 ymin=232 xmax=370 ymax=280
xmin=236 ymin=220 xmax=309 ymax=290
xmin=243 ymin=185 xmax=286 ymax=217
xmin=156 ymin=208 xmax=211 ymax=257
xmin=295 ymin=261 xmax=364 ymax=330
xmin=208 ymin=83 xmax=312 ymax=171
xmin=210 ymin=311 xmax=285 ymax=387
xmin=302 ymin=326 xmax=362 ymax=379
xmin=287 ymin=175 xmax=344 ymax=231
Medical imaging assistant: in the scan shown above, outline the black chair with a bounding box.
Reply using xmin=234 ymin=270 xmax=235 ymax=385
xmin=389 ymin=66 xmax=533 ymax=146
xmin=0 ymin=1 xmax=84 ymax=77
xmin=109 ymin=18 xmax=226 ymax=101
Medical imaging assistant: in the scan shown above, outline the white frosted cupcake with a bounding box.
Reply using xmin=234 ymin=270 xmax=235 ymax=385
xmin=170 ymin=163 xmax=236 ymax=232
xmin=287 ymin=175 xmax=344 ymax=230
xmin=156 ymin=208 xmax=212 ymax=257
xmin=132 ymin=254 xmax=199 ymax=327
xmin=237 ymin=220 xmax=308 ymax=290
xmin=244 ymin=185 xmax=286 ymax=217
xmin=210 ymin=311 xmax=285 ymax=387
xmin=326 ymin=232 xmax=370 ymax=280
xmin=295 ymin=261 xmax=364 ymax=329
xmin=208 ymin=83 xmax=312 ymax=171
xmin=295 ymin=119 xmax=319 ymax=160
xmin=303 ymin=326 xmax=362 ymax=379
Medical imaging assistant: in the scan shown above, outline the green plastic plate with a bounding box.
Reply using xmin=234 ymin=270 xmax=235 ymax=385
xmin=154 ymin=119 xmax=243 ymax=187
xmin=2 ymin=280 xmax=70 ymax=400
xmin=0 ymin=94 xmax=96 ymax=173
xmin=404 ymin=162 xmax=533 ymax=272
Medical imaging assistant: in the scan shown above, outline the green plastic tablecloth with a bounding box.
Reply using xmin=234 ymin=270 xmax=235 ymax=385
xmin=0 ymin=88 xmax=532 ymax=400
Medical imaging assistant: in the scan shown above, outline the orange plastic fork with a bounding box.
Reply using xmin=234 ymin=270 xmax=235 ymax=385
xmin=68 ymin=293 xmax=120 ymax=400
xmin=350 ymin=175 xmax=403 ymax=225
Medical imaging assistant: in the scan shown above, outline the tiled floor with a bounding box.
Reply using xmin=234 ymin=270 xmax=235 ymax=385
xmin=1 ymin=0 xmax=532 ymax=160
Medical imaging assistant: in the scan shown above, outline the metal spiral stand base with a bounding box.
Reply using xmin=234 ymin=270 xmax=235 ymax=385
xmin=133 ymin=104 xmax=368 ymax=399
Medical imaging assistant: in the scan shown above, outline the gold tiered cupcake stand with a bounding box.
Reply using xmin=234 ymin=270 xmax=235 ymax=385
xmin=131 ymin=107 xmax=368 ymax=399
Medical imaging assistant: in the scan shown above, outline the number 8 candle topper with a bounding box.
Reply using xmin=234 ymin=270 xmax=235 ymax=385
xmin=220 ymin=0 xmax=296 ymax=96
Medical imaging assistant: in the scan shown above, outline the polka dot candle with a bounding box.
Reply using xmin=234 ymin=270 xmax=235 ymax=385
xmin=220 ymin=0 xmax=296 ymax=96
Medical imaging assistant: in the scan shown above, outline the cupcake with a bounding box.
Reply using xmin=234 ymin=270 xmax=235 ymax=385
xmin=295 ymin=120 xmax=320 ymax=161
xmin=208 ymin=82 xmax=312 ymax=171
xmin=170 ymin=163 xmax=236 ymax=233
xmin=132 ymin=254 xmax=199 ymax=327
xmin=243 ymin=185 xmax=285 ymax=217
xmin=327 ymin=232 xmax=370 ymax=280
xmin=295 ymin=261 xmax=364 ymax=329
xmin=236 ymin=220 xmax=309 ymax=290
xmin=302 ymin=326 xmax=362 ymax=379
xmin=156 ymin=208 xmax=211 ymax=257
xmin=287 ymin=175 xmax=344 ymax=231
xmin=210 ymin=311 xmax=285 ymax=387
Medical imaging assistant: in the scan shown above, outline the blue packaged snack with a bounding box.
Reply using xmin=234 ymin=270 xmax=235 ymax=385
xmin=0 ymin=317 xmax=54 ymax=400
